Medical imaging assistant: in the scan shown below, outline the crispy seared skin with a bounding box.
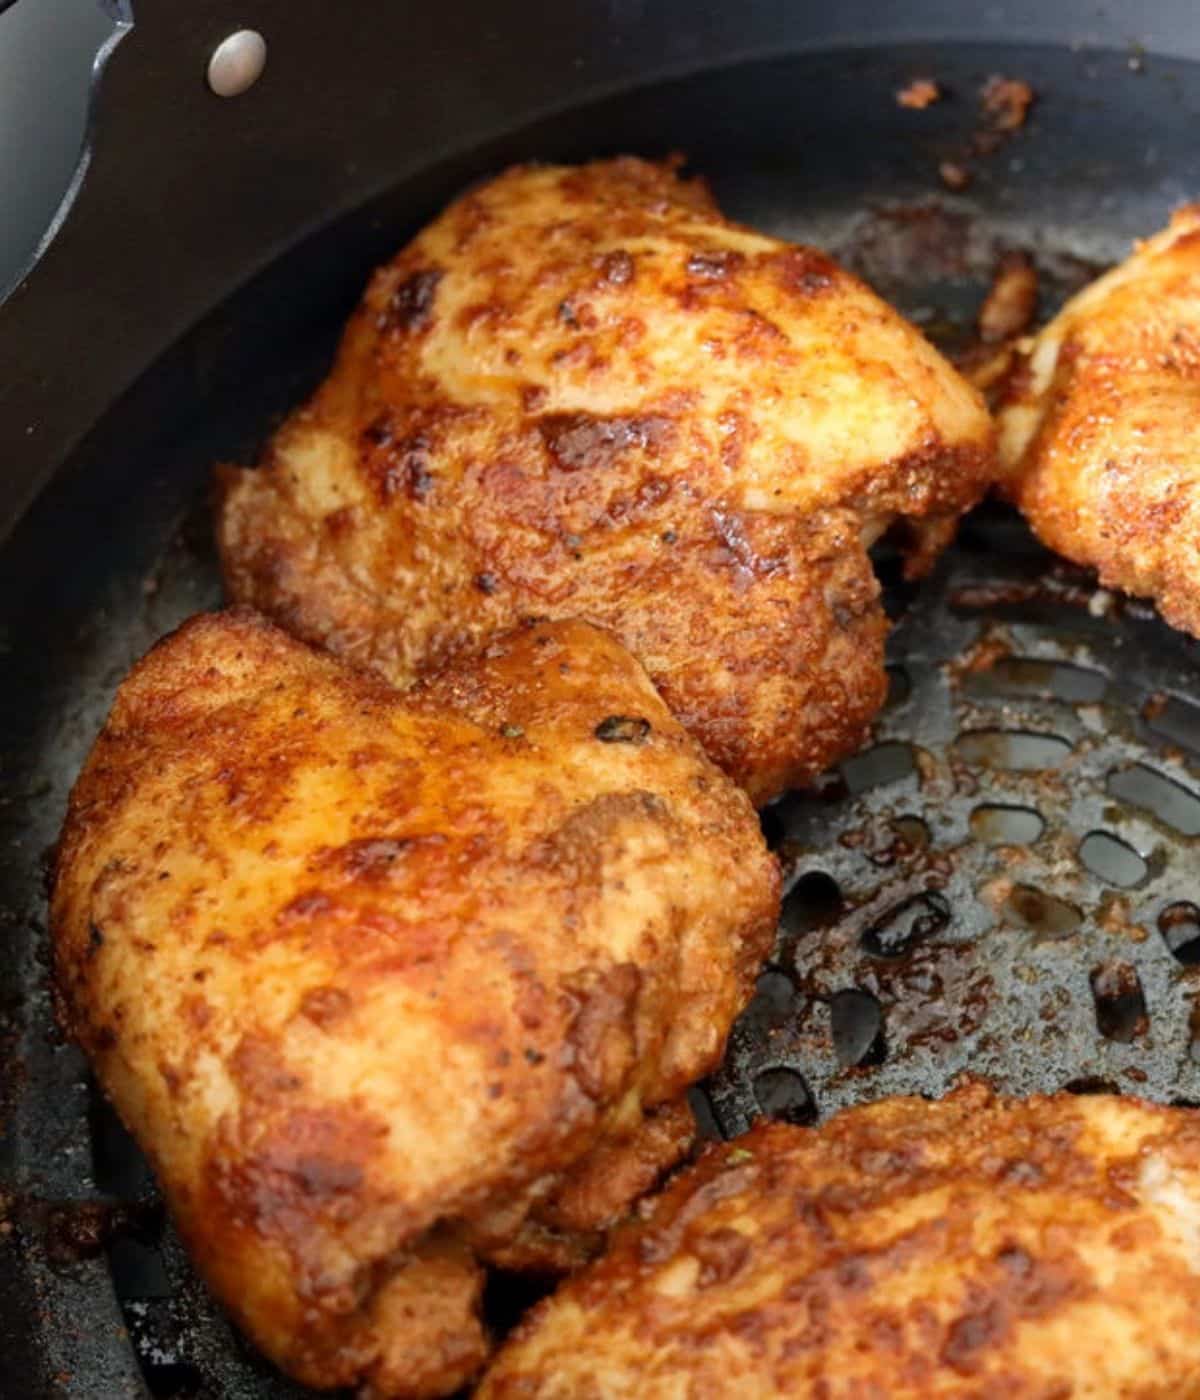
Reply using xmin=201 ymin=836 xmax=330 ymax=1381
xmin=998 ymin=206 xmax=1200 ymax=634
xmin=50 ymin=609 xmax=779 ymax=1399
xmin=480 ymin=1083 xmax=1200 ymax=1398
xmin=218 ymin=157 xmax=994 ymax=802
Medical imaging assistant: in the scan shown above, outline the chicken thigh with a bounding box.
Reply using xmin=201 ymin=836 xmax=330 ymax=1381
xmin=51 ymin=609 xmax=779 ymax=1398
xmin=218 ymin=157 xmax=994 ymax=803
xmin=998 ymin=206 xmax=1200 ymax=634
xmin=481 ymin=1082 xmax=1200 ymax=1398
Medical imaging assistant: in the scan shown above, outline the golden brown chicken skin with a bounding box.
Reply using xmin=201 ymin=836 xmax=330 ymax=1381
xmin=480 ymin=1082 xmax=1200 ymax=1399
xmin=998 ymin=206 xmax=1200 ymax=634
xmin=50 ymin=609 xmax=779 ymax=1399
xmin=218 ymin=157 xmax=994 ymax=803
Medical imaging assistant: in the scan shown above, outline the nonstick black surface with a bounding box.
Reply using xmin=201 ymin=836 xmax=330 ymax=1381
xmin=3 ymin=38 xmax=1200 ymax=1400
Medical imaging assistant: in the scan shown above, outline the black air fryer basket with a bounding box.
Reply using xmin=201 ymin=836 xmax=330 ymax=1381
xmin=3 ymin=2 xmax=1200 ymax=1394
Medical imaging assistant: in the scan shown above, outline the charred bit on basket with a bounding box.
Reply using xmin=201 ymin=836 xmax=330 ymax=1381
xmin=973 ymin=72 xmax=1036 ymax=160
xmin=932 ymin=74 xmax=1035 ymax=185
xmin=978 ymin=250 xmax=1039 ymax=345
xmin=955 ymin=249 xmax=1039 ymax=405
xmin=938 ymin=161 xmax=973 ymax=192
xmin=981 ymin=75 xmax=1035 ymax=132
xmin=896 ymin=78 xmax=941 ymax=110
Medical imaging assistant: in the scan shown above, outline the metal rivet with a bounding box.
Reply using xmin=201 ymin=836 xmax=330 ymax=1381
xmin=207 ymin=29 xmax=267 ymax=98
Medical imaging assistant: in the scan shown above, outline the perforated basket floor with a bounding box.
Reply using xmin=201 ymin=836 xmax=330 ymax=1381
xmin=700 ymin=504 xmax=1200 ymax=1140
